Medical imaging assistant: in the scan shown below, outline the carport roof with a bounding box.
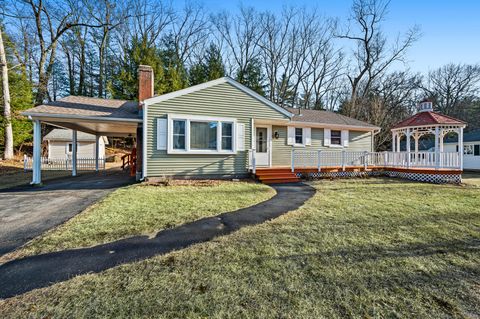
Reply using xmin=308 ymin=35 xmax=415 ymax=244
xmin=22 ymin=96 xmax=141 ymax=137
xmin=23 ymin=96 xmax=140 ymax=120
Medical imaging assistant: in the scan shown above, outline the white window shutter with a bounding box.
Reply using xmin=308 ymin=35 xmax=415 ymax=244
xmin=342 ymin=130 xmax=349 ymax=147
xmin=324 ymin=128 xmax=331 ymax=146
xmin=157 ymin=118 xmax=167 ymax=150
xmin=237 ymin=123 xmax=245 ymax=151
xmin=287 ymin=127 xmax=295 ymax=145
xmin=304 ymin=127 xmax=311 ymax=145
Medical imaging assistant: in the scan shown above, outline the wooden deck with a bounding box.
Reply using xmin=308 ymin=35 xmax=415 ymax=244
xmin=253 ymin=166 xmax=462 ymax=184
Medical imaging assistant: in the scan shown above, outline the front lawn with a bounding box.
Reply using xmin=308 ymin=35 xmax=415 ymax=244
xmin=1 ymin=177 xmax=479 ymax=318
xmin=1 ymin=181 xmax=274 ymax=261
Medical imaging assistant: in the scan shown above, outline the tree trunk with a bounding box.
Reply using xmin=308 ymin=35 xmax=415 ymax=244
xmin=0 ymin=27 xmax=14 ymax=159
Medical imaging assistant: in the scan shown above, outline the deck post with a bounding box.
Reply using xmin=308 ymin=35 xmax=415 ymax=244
xmin=31 ymin=119 xmax=42 ymax=185
xmin=95 ymin=135 xmax=100 ymax=172
xmin=341 ymin=150 xmax=346 ymax=171
xmin=72 ymin=130 xmax=77 ymax=176
xmin=291 ymin=149 xmax=295 ymax=173
xmin=363 ymin=151 xmax=368 ymax=170
xmin=383 ymin=151 xmax=387 ymax=167
xmin=252 ymin=149 xmax=256 ymax=174
xmin=317 ymin=150 xmax=321 ymax=172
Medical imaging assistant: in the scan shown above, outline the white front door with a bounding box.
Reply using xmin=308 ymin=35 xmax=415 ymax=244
xmin=255 ymin=126 xmax=271 ymax=166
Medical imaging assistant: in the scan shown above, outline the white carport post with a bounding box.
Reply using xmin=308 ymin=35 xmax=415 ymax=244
xmin=72 ymin=130 xmax=77 ymax=176
xmin=95 ymin=135 xmax=100 ymax=172
xmin=31 ymin=119 xmax=42 ymax=185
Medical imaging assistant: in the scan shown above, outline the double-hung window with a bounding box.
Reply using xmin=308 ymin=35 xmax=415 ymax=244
xmin=295 ymin=128 xmax=303 ymax=144
xmin=168 ymin=115 xmax=236 ymax=154
xmin=330 ymin=130 xmax=342 ymax=145
xmin=172 ymin=120 xmax=186 ymax=150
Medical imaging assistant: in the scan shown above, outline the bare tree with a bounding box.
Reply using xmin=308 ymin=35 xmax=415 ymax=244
xmin=421 ymin=63 xmax=480 ymax=118
xmin=211 ymin=6 xmax=264 ymax=83
xmin=337 ymin=0 xmax=420 ymax=116
xmin=0 ymin=24 xmax=13 ymax=159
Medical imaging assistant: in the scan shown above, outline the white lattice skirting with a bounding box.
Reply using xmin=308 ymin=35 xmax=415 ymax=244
xmin=296 ymin=170 xmax=462 ymax=184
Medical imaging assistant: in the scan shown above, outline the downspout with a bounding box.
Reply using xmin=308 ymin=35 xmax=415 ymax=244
xmin=372 ymin=129 xmax=381 ymax=152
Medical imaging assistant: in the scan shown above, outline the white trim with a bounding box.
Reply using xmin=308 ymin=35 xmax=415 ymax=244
xmin=143 ymin=77 xmax=293 ymax=118
xmin=23 ymin=113 xmax=143 ymax=123
xmin=167 ymin=113 xmax=237 ymax=155
xmin=143 ymin=104 xmax=148 ymax=179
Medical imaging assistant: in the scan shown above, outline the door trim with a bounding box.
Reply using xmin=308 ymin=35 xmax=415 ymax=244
xmin=254 ymin=125 xmax=272 ymax=167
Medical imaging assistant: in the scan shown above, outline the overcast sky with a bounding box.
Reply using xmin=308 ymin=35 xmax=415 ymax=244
xmin=179 ymin=0 xmax=480 ymax=73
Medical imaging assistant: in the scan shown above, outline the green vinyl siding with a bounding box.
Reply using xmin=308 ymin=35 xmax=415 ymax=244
xmin=271 ymin=126 xmax=373 ymax=166
xmin=146 ymin=82 xmax=289 ymax=177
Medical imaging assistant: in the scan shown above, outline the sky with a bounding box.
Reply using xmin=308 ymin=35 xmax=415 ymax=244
xmin=180 ymin=0 xmax=480 ymax=74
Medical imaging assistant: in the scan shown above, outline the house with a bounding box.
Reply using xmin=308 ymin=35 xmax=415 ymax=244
xmin=22 ymin=65 xmax=379 ymax=183
xmin=23 ymin=65 xmax=464 ymax=185
xmin=43 ymin=129 xmax=108 ymax=159
xmin=444 ymin=130 xmax=480 ymax=170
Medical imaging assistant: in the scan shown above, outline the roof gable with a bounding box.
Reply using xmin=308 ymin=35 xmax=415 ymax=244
xmin=144 ymin=77 xmax=292 ymax=118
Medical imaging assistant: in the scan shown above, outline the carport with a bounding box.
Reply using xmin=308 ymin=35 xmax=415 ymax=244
xmin=22 ymin=96 xmax=144 ymax=185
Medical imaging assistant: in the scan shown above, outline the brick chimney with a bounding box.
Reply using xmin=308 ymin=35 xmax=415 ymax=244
xmin=138 ymin=65 xmax=154 ymax=110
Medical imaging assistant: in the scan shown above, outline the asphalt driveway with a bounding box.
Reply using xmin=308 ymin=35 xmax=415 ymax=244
xmin=0 ymin=171 xmax=134 ymax=256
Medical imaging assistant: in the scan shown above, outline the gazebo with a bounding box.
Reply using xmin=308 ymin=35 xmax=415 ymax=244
xmin=390 ymin=100 xmax=466 ymax=171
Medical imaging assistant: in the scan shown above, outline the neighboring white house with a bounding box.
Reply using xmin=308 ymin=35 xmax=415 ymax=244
xmin=444 ymin=131 xmax=480 ymax=170
xmin=43 ymin=129 xmax=108 ymax=159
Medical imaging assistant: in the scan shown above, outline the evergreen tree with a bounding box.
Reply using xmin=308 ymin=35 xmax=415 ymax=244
xmin=0 ymin=29 xmax=34 ymax=153
xmin=160 ymin=35 xmax=188 ymax=93
xmin=205 ymin=44 xmax=225 ymax=80
xmin=236 ymin=58 xmax=266 ymax=96
xmin=188 ymin=43 xmax=225 ymax=85
xmin=109 ymin=36 xmax=165 ymax=100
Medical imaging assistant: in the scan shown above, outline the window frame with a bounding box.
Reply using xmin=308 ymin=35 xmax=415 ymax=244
xmin=295 ymin=127 xmax=303 ymax=145
xmin=330 ymin=130 xmax=342 ymax=145
xmin=167 ymin=114 xmax=237 ymax=154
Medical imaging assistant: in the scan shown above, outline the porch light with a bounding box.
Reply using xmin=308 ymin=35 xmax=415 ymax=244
xmin=274 ymin=131 xmax=280 ymax=139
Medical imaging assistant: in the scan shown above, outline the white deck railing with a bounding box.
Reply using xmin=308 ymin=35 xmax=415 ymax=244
xmin=290 ymin=150 xmax=461 ymax=171
xmin=24 ymin=156 xmax=106 ymax=171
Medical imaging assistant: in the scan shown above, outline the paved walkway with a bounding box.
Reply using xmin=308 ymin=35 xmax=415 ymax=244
xmin=0 ymin=171 xmax=134 ymax=256
xmin=0 ymin=182 xmax=315 ymax=299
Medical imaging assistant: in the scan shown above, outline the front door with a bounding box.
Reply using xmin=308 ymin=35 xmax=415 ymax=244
xmin=255 ymin=127 xmax=270 ymax=166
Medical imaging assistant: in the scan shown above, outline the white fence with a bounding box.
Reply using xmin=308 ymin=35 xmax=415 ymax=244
xmin=290 ymin=150 xmax=461 ymax=171
xmin=248 ymin=149 xmax=461 ymax=172
xmin=24 ymin=156 xmax=106 ymax=171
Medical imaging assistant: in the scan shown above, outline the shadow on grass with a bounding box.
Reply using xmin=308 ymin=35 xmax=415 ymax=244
xmin=0 ymin=183 xmax=315 ymax=299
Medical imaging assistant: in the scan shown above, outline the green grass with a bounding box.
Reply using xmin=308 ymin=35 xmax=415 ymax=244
xmin=3 ymin=181 xmax=274 ymax=260
xmin=1 ymin=177 xmax=479 ymax=318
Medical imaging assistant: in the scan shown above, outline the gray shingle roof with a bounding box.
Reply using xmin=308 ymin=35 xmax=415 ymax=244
xmin=43 ymin=129 xmax=108 ymax=143
xmin=285 ymin=107 xmax=378 ymax=129
xmin=23 ymin=96 xmax=140 ymax=120
xmin=445 ymin=130 xmax=480 ymax=143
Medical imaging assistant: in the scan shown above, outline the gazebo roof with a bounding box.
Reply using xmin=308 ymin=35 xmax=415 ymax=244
xmin=391 ymin=111 xmax=465 ymax=130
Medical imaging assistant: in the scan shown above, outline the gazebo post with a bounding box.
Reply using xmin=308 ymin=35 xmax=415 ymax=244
xmin=392 ymin=131 xmax=396 ymax=152
xmin=434 ymin=126 xmax=440 ymax=170
xmin=396 ymin=133 xmax=401 ymax=153
xmin=459 ymin=127 xmax=464 ymax=170
xmin=414 ymin=132 xmax=419 ymax=165
xmin=406 ymin=128 xmax=411 ymax=168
